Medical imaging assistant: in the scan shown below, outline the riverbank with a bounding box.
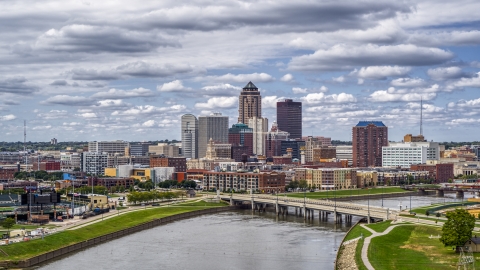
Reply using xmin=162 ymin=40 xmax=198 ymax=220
xmin=337 ymin=218 xmax=480 ymax=270
xmin=0 ymin=201 xmax=233 ymax=268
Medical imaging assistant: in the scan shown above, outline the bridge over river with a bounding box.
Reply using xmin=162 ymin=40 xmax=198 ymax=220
xmin=219 ymin=193 xmax=399 ymax=224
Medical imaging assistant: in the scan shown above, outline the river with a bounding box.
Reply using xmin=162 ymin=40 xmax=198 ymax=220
xmin=38 ymin=195 xmax=462 ymax=270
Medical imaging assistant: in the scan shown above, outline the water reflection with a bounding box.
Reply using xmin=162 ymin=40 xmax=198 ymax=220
xmin=39 ymin=210 xmax=353 ymax=270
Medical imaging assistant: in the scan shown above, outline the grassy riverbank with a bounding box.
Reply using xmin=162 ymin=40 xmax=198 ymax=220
xmin=339 ymin=223 xmax=373 ymax=270
xmin=287 ymin=187 xmax=407 ymax=199
xmin=368 ymin=225 xmax=463 ymax=269
xmin=0 ymin=201 xmax=227 ymax=261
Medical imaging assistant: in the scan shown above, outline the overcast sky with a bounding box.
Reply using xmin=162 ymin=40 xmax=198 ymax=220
xmin=1 ymin=0 xmax=480 ymax=143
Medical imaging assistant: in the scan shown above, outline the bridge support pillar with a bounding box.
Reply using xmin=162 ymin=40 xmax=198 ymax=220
xmin=285 ymin=206 xmax=289 ymax=215
xmin=303 ymin=206 xmax=306 ymax=220
xmin=334 ymin=211 xmax=337 ymax=223
xmin=386 ymin=208 xmax=390 ymax=220
xmin=436 ymin=190 xmax=444 ymax=197
xmin=276 ymin=203 xmax=279 ymax=216
xmin=368 ymin=213 xmax=371 ymax=224
xmin=230 ymin=197 xmax=233 ymax=206
xmin=295 ymin=207 xmax=298 ymax=216
xmin=456 ymin=190 xmax=464 ymax=199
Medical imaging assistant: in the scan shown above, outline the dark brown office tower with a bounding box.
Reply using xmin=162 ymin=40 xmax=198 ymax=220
xmin=238 ymin=81 xmax=261 ymax=124
xmin=352 ymin=121 xmax=388 ymax=167
xmin=277 ymin=99 xmax=302 ymax=139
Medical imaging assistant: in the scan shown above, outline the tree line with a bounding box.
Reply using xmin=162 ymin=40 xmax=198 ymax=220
xmin=126 ymin=191 xmax=181 ymax=205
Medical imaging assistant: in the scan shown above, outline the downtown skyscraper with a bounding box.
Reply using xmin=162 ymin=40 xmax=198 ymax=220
xmin=238 ymin=81 xmax=262 ymax=124
xmin=352 ymin=121 xmax=388 ymax=167
xmin=181 ymin=114 xmax=198 ymax=159
xmin=276 ymin=99 xmax=302 ymax=140
xmin=198 ymin=113 xmax=229 ymax=158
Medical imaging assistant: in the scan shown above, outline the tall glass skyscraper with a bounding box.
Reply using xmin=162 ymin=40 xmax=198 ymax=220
xmin=181 ymin=114 xmax=198 ymax=159
xmin=276 ymin=99 xmax=302 ymax=140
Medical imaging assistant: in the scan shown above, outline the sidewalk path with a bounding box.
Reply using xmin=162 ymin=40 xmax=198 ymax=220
xmin=360 ymin=224 xmax=401 ymax=270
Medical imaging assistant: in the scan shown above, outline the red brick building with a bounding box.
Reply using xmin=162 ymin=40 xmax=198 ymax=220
xmin=352 ymin=121 xmax=388 ymax=167
xmin=229 ymin=123 xmax=253 ymax=161
xmin=0 ymin=167 xmax=17 ymax=179
xmin=410 ymin=163 xmax=454 ymax=183
xmin=436 ymin=163 xmax=454 ymax=183
xmin=150 ymin=156 xmax=187 ymax=172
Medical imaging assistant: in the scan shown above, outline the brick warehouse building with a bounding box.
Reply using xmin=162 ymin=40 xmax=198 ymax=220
xmin=202 ymin=171 xmax=285 ymax=193
xmin=150 ymin=156 xmax=187 ymax=172
xmin=352 ymin=121 xmax=388 ymax=167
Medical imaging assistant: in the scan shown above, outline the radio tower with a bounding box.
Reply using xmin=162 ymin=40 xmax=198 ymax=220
xmin=24 ymin=120 xmax=27 ymax=172
xmin=420 ymin=97 xmax=423 ymax=136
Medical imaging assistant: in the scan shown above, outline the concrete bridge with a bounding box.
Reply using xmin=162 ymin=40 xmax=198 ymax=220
xmin=405 ymin=185 xmax=480 ymax=198
xmin=219 ymin=193 xmax=398 ymax=224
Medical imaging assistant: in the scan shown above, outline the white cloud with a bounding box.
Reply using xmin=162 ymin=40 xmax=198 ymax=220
xmin=302 ymin=93 xmax=356 ymax=105
xmin=32 ymin=125 xmax=52 ymax=130
xmin=292 ymin=87 xmax=307 ymax=94
xmin=41 ymin=95 xmax=93 ymax=106
xmin=332 ymin=76 xmax=345 ymax=83
xmin=280 ymin=74 xmax=294 ymax=82
xmin=199 ymin=73 xmax=274 ymax=83
xmin=369 ymin=87 xmax=437 ymax=102
xmin=95 ymin=99 xmax=129 ymax=108
xmin=262 ymin=96 xmax=282 ymax=109
xmin=391 ymin=78 xmax=426 ymax=87
xmin=157 ymin=80 xmax=193 ymax=92
xmin=142 ymin=120 xmax=156 ymax=127
xmin=289 ymin=44 xmax=454 ymax=71
xmin=91 ymin=88 xmax=155 ymax=99
xmin=292 ymin=86 xmax=327 ymax=94
xmin=351 ymin=66 xmax=411 ymax=79
xmin=195 ymin=97 xmax=238 ymax=109
xmin=77 ymin=112 xmax=97 ymax=118
xmin=427 ymin=67 xmax=464 ymax=80
xmin=0 ymin=114 xmax=16 ymax=121
xmin=448 ymin=72 xmax=480 ymax=88
xmin=200 ymin=84 xmax=241 ymax=96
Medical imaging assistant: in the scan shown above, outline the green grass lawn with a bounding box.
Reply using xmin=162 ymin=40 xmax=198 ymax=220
xmin=287 ymin=187 xmax=407 ymax=199
xmin=367 ymin=220 xmax=393 ymax=233
xmin=344 ymin=223 xmax=373 ymax=241
xmin=0 ymin=202 xmax=226 ymax=261
xmin=412 ymin=202 xmax=478 ymax=215
xmin=368 ymin=225 xmax=463 ymax=270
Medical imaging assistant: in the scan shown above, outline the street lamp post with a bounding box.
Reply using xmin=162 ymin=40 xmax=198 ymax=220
xmin=367 ymin=188 xmax=370 ymax=223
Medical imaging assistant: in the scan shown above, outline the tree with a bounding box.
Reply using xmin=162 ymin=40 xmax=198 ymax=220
xmin=1 ymin=218 xmax=16 ymax=236
xmin=298 ymin=180 xmax=308 ymax=190
xmin=426 ymin=211 xmax=430 ymax=217
xmin=440 ymin=209 xmax=475 ymax=248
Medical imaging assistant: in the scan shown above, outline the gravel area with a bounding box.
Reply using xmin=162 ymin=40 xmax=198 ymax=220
xmin=337 ymin=239 xmax=359 ymax=270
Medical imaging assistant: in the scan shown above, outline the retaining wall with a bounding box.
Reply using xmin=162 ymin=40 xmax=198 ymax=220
xmin=0 ymin=206 xmax=238 ymax=268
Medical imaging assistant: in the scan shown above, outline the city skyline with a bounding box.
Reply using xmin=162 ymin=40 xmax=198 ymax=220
xmin=0 ymin=1 xmax=480 ymax=142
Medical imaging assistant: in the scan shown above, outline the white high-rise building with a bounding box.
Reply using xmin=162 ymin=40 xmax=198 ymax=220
xmin=88 ymin=140 xmax=129 ymax=155
xmin=81 ymin=152 xmax=108 ymax=175
xmin=247 ymin=117 xmax=268 ymax=156
xmin=382 ymin=142 xmax=440 ymax=168
xmin=181 ymin=114 xmax=198 ymax=159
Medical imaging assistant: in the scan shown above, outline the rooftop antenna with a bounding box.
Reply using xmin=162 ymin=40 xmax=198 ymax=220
xmin=420 ymin=97 xmax=423 ymax=136
xmin=24 ymin=120 xmax=28 ymax=172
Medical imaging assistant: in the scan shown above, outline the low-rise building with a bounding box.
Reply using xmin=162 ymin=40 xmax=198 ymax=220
xmin=202 ymin=171 xmax=285 ymax=193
